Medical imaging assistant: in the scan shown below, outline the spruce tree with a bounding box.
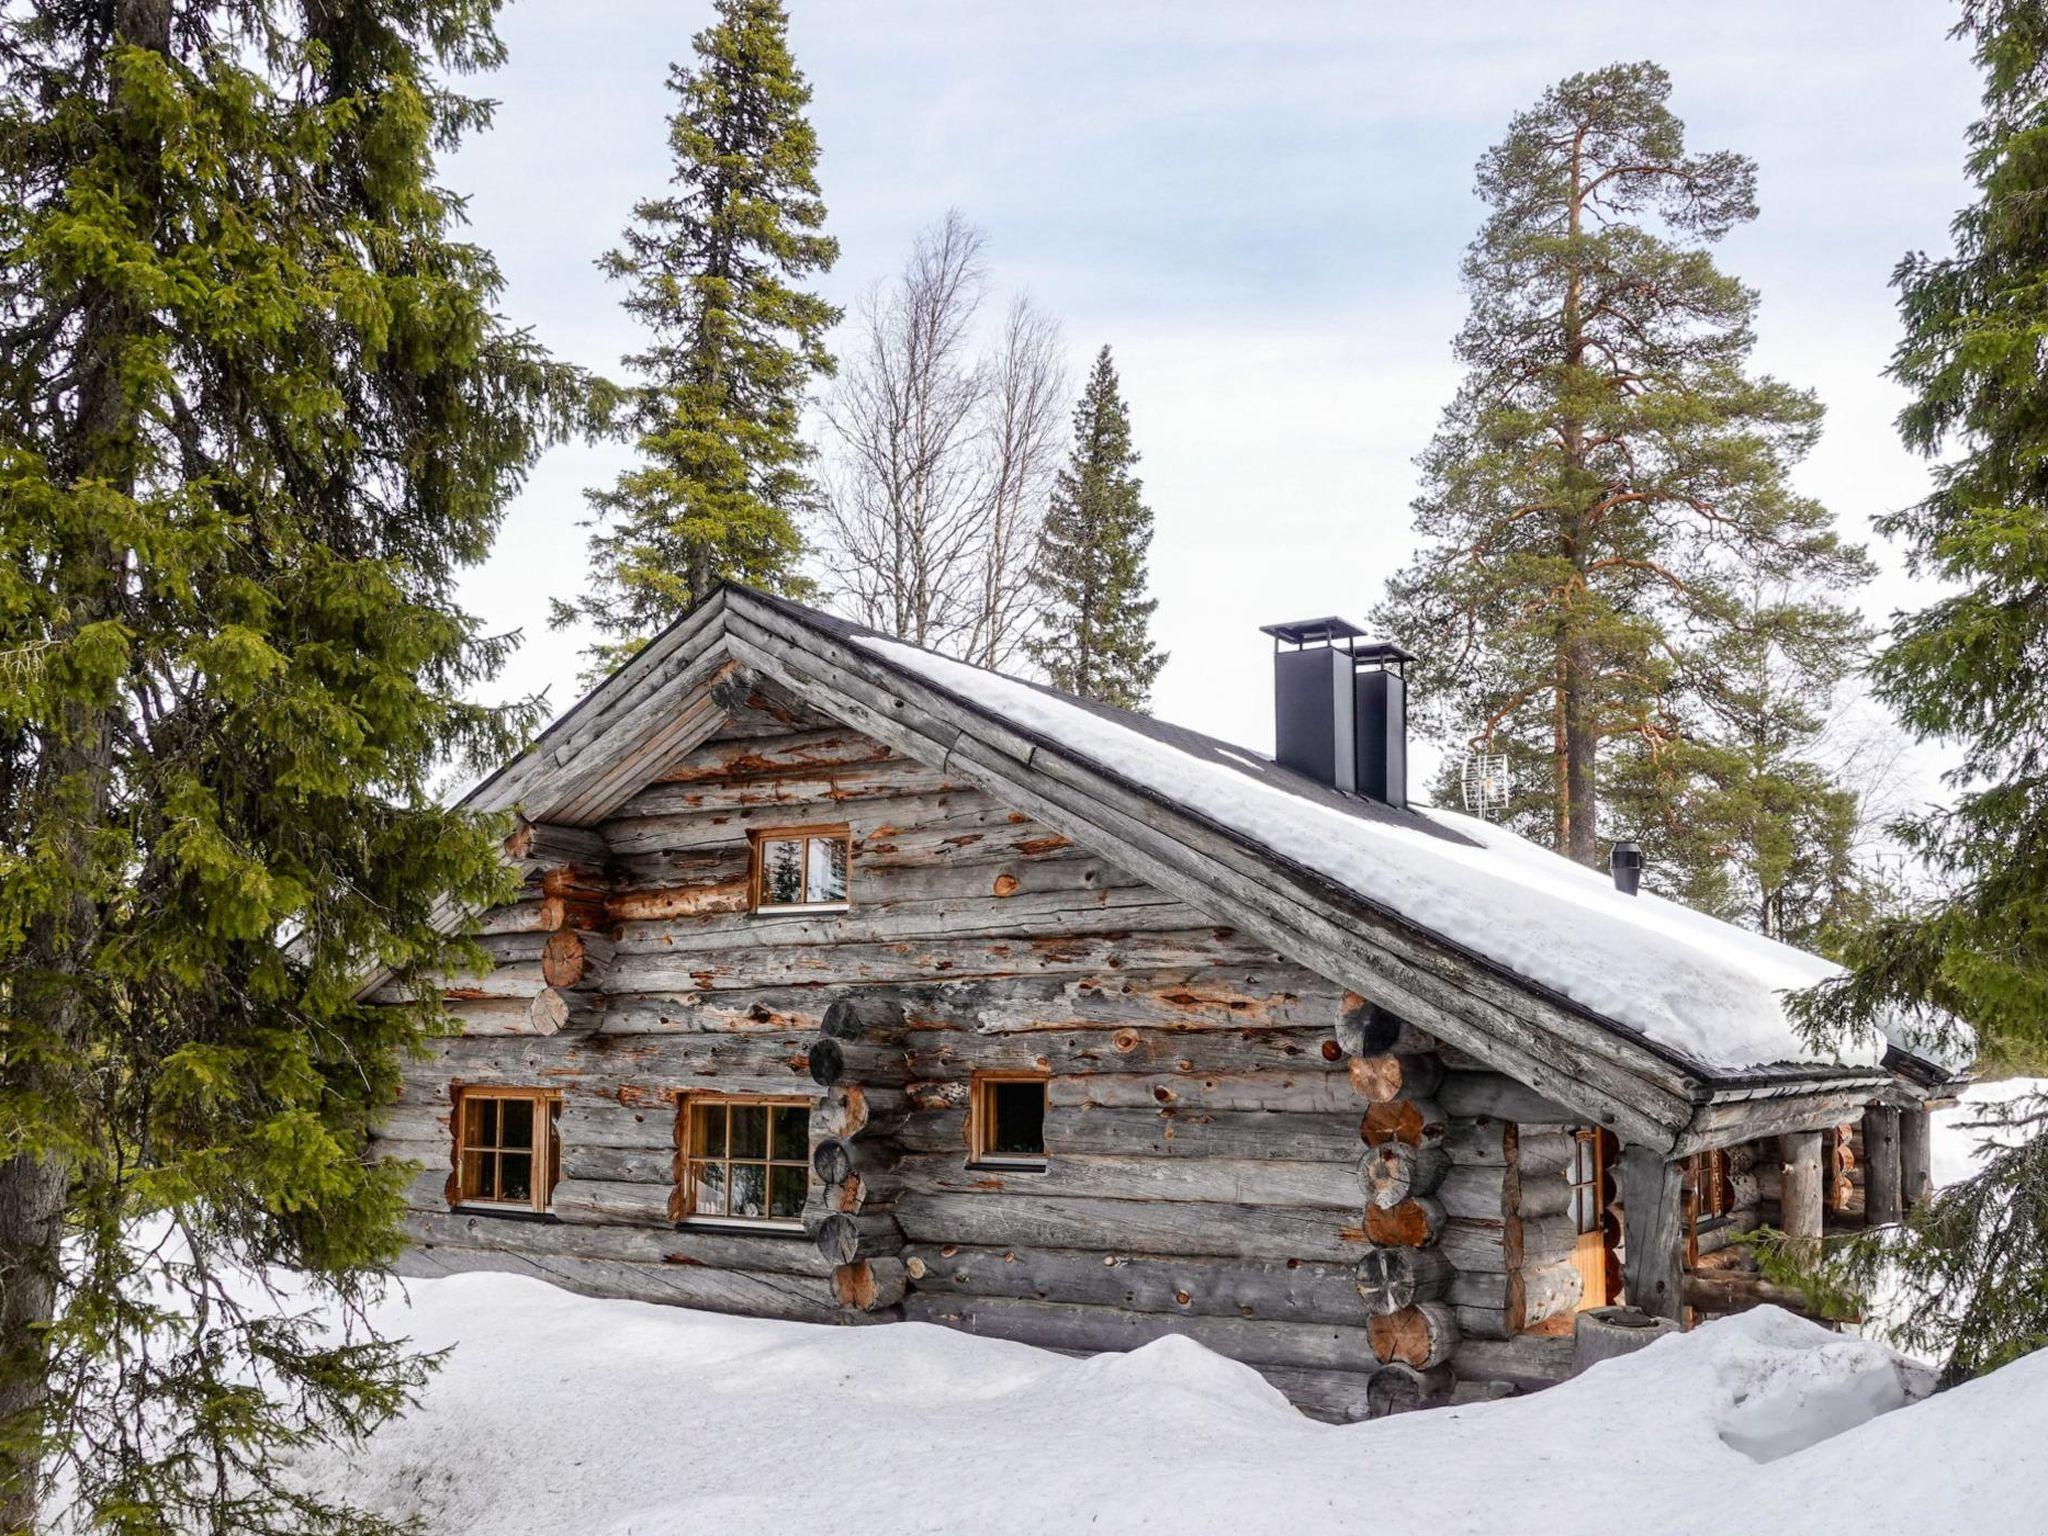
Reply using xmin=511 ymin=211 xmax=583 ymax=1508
xmin=0 ymin=3 xmax=574 ymax=1529
xmin=555 ymin=0 xmax=837 ymax=670
xmin=1374 ymin=62 xmax=1871 ymax=884
xmin=1788 ymin=0 xmax=2048 ymax=1385
xmin=1028 ymin=347 xmax=1165 ymax=709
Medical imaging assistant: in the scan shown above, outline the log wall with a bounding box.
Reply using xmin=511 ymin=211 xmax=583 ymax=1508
xmin=372 ymin=695 xmax=1564 ymax=1420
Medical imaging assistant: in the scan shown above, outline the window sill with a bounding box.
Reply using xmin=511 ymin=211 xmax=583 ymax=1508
xmin=751 ymin=902 xmax=850 ymax=918
xmin=676 ymin=1216 xmax=808 ymax=1235
xmin=968 ymin=1158 xmax=1049 ymax=1173
xmin=449 ymin=1204 xmax=560 ymax=1225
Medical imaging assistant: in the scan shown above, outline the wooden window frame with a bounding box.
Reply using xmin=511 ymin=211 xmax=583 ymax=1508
xmin=1564 ymin=1125 xmax=1619 ymax=1317
xmin=749 ymin=823 xmax=853 ymax=914
xmin=676 ymin=1093 xmax=813 ymax=1231
xmin=969 ymin=1071 xmax=1050 ymax=1170
xmin=449 ymin=1085 xmax=561 ymax=1214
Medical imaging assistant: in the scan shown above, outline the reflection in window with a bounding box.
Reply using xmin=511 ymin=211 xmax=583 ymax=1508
xmin=753 ymin=828 xmax=851 ymax=910
xmin=682 ymin=1097 xmax=811 ymax=1223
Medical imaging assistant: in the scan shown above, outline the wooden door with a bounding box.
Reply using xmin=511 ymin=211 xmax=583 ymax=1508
xmin=1568 ymin=1127 xmax=1614 ymax=1311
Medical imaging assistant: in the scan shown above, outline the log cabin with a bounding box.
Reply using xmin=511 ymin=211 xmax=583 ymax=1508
xmin=367 ymin=585 xmax=1964 ymax=1421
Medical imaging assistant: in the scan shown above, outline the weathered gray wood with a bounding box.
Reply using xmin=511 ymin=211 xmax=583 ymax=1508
xmin=901 ymin=1293 xmax=1378 ymax=1372
xmin=1619 ymin=1146 xmax=1687 ymax=1321
xmin=1571 ymin=1305 xmax=1680 ymax=1374
xmin=1362 ymin=1196 xmax=1447 ymax=1249
xmin=1259 ymin=1367 xmax=1380 ymax=1424
xmin=1671 ymin=1081 xmax=1892 ymax=1157
xmin=399 ymin=1243 xmax=865 ymax=1325
xmin=1360 ymin=1142 xmax=1450 ymax=1209
xmin=821 ymin=996 xmax=907 ymax=1042
xmin=1048 ymin=1070 xmax=1363 ymax=1115
xmin=550 ymin=1178 xmax=675 ymax=1227
xmin=833 ymin=1256 xmax=907 ymax=1311
xmin=1361 ymin=1097 xmax=1448 ymax=1148
xmin=1036 ymin=1106 xmax=1368 ymax=1163
xmin=904 ymin=1244 xmax=1376 ymax=1325
xmin=894 ymin=1191 xmax=1371 ymax=1262
xmin=909 ymin=1026 xmax=1340 ymax=1078
xmin=1353 ymin=1245 xmax=1453 ymax=1316
xmin=1778 ymin=1130 xmax=1825 ymax=1258
xmin=1335 ymin=998 xmax=1434 ymax=1058
xmin=1436 ymin=1071 xmax=1575 ymax=1124
xmin=1899 ymin=1105 xmax=1934 ymax=1208
xmin=1366 ymin=1362 xmax=1452 ymax=1417
xmin=1862 ymin=1105 xmax=1903 ymax=1227
xmin=893 ymin=1152 xmax=1361 ymax=1210
xmin=806 ymin=1037 xmax=907 ymax=1087
xmin=1451 ymin=1332 xmax=1575 ymax=1389
xmin=403 ymin=1207 xmax=835 ymax=1276
xmin=1437 ymin=1214 xmax=1575 ymax=1272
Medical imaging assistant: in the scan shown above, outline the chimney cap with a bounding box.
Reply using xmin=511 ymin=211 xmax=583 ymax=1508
xmin=1260 ymin=616 xmax=1368 ymax=648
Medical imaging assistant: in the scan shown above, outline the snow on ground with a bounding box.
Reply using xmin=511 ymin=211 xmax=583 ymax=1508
xmin=291 ymin=1274 xmax=2043 ymax=1536
xmin=857 ymin=635 xmax=1904 ymax=1075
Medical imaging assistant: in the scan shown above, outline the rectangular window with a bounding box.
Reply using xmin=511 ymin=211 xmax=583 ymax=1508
xmin=453 ymin=1086 xmax=560 ymax=1213
xmin=751 ymin=825 xmax=851 ymax=911
xmin=971 ymin=1073 xmax=1048 ymax=1167
xmin=1566 ymin=1126 xmax=1616 ymax=1314
xmin=679 ymin=1096 xmax=811 ymax=1225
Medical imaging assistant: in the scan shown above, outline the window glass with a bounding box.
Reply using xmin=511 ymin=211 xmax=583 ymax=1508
xmin=762 ymin=839 xmax=805 ymax=905
xmin=974 ymin=1076 xmax=1048 ymax=1163
xmin=681 ymin=1097 xmax=811 ymax=1223
xmin=453 ymin=1088 xmax=557 ymax=1211
xmin=807 ymin=836 xmax=849 ymax=903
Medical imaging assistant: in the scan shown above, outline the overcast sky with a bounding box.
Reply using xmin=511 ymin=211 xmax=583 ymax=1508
xmin=445 ymin=0 xmax=1983 ymax=793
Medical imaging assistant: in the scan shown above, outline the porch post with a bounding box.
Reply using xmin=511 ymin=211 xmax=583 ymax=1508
xmin=1619 ymin=1145 xmax=1687 ymax=1323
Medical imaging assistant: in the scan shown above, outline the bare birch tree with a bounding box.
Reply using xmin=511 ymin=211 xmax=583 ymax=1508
xmin=968 ymin=295 xmax=1066 ymax=667
xmin=822 ymin=211 xmax=1067 ymax=661
xmin=822 ymin=211 xmax=991 ymax=648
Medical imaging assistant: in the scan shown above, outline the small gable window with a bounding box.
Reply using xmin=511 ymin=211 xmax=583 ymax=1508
xmin=680 ymin=1095 xmax=812 ymax=1226
xmin=452 ymin=1086 xmax=560 ymax=1213
xmin=971 ymin=1072 xmax=1049 ymax=1168
xmin=752 ymin=825 xmax=851 ymax=912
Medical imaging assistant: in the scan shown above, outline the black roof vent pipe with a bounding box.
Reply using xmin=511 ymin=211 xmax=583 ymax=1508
xmin=1259 ymin=618 xmax=1415 ymax=808
xmin=1610 ymin=840 xmax=1644 ymax=896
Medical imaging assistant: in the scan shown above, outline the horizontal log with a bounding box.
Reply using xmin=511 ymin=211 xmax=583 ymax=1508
xmin=504 ymin=818 xmax=611 ymax=870
xmin=901 ymin=1293 xmax=1377 ymax=1373
xmin=549 ymin=1178 xmax=675 ymax=1228
xmin=397 ymin=1243 xmax=862 ymax=1325
xmin=821 ymin=996 xmax=908 ymax=1042
xmin=902 ymin=1244 xmax=1375 ymax=1325
xmin=1684 ymin=1270 xmax=1859 ymax=1323
xmin=1258 ymin=1367 xmax=1380 ymax=1424
xmin=1369 ymin=1302 xmax=1459 ymax=1369
xmin=1037 ymin=1105 xmax=1368 ymax=1163
xmin=1436 ymin=1071 xmax=1575 ymax=1125
xmin=895 ymin=1191 xmax=1372 ymax=1262
xmin=1047 ymin=1070 xmax=1364 ymax=1115
xmin=649 ymin=724 xmax=896 ymax=786
xmin=1450 ymin=1332 xmax=1576 ymax=1389
xmin=908 ymin=1026 xmax=1341 ymax=1079
xmin=814 ymin=1084 xmax=908 ymax=1140
xmin=807 ymin=1210 xmax=902 ymax=1266
xmin=806 ymin=1037 xmax=908 ymax=1087
xmin=541 ymin=930 xmax=616 ymax=989
xmin=1437 ymin=1214 xmax=1576 ymax=1272
xmin=402 ymin=1207 xmax=834 ymax=1276
xmin=892 ymin=1152 xmax=1361 ymax=1210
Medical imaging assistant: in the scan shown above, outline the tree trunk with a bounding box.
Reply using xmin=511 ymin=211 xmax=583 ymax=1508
xmin=0 ymin=1156 xmax=70 ymax=1532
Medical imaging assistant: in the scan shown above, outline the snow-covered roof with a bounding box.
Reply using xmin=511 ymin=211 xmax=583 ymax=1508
xmin=843 ymin=631 xmax=1922 ymax=1080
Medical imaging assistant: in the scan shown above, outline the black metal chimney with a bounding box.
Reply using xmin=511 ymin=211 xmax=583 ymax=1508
xmin=1259 ymin=619 xmax=1414 ymax=808
xmin=1610 ymin=840 xmax=1644 ymax=896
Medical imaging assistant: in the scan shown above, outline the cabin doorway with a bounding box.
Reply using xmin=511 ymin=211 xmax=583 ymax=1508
xmin=1567 ymin=1127 xmax=1619 ymax=1311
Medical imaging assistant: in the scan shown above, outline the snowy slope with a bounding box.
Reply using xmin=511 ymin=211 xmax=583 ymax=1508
xmin=859 ymin=636 xmax=1906 ymax=1075
xmin=286 ymin=1274 xmax=2041 ymax=1536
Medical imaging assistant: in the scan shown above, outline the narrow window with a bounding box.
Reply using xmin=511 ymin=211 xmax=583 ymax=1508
xmin=453 ymin=1086 xmax=560 ymax=1213
xmin=971 ymin=1073 xmax=1048 ymax=1167
xmin=751 ymin=825 xmax=852 ymax=911
xmin=679 ymin=1096 xmax=811 ymax=1226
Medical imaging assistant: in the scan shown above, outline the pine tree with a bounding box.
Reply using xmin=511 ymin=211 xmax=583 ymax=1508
xmin=1028 ymin=347 xmax=1165 ymax=709
xmin=0 ymin=3 xmax=575 ymax=1529
xmin=1374 ymin=62 xmax=1871 ymax=884
xmin=555 ymin=0 xmax=837 ymax=671
xmin=1787 ymin=0 xmax=2048 ymax=1385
